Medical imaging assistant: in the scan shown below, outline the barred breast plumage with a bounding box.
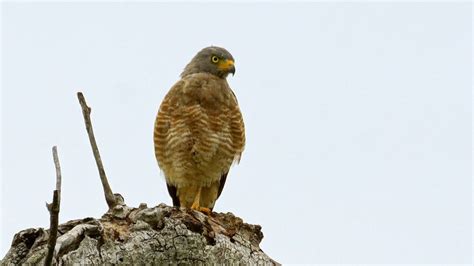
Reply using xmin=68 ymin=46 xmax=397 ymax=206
xmin=153 ymin=48 xmax=245 ymax=213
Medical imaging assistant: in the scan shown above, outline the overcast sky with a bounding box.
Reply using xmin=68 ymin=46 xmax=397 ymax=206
xmin=1 ymin=2 xmax=472 ymax=264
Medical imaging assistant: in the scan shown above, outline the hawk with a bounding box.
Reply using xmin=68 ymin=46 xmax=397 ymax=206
xmin=154 ymin=46 xmax=245 ymax=213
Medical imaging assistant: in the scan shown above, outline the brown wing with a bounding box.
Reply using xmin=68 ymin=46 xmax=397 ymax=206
xmin=166 ymin=184 xmax=180 ymax=207
xmin=216 ymin=90 xmax=245 ymax=201
xmin=217 ymin=172 xmax=228 ymax=199
xmin=228 ymin=91 xmax=245 ymax=163
xmin=154 ymin=80 xmax=184 ymax=205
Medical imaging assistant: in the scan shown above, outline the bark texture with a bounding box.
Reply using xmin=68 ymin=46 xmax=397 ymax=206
xmin=2 ymin=204 xmax=278 ymax=265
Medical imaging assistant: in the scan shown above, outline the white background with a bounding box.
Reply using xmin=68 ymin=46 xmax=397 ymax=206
xmin=1 ymin=2 xmax=471 ymax=264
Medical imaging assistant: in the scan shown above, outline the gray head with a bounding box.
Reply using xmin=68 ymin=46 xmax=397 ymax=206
xmin=180 ymin=46 xmax=235 ymax=79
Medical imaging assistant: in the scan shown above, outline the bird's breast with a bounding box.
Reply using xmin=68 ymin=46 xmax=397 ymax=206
xmin=154 ymin=74 xmax=242 ymax=187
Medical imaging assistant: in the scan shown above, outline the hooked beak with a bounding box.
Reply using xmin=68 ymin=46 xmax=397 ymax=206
xmin=218 ymin=59 xmax=236 ymax=76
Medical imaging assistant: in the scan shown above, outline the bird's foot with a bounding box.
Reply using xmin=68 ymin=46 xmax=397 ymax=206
xmin=198 ymin=207 xmax=211 ymax=215
xmin=190 ymin=204 xmax=211 ymax=215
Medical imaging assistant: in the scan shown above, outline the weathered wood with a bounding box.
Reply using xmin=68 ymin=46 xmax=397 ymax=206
xmin=2 ymin=204 xmax=278 ymax=265
xmin=77 ymin=92 xmax=117 ymax=209
xmin=52 ymin=146 xmax=62 ymax=194
xmin=44 ymin=146 xmax=62 ymax=266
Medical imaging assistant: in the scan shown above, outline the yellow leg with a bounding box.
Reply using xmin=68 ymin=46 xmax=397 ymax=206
xmin=191 ymin=187 xmax=201 ymax=210
xmin=190 ymin=187 xmax=212 ymax=215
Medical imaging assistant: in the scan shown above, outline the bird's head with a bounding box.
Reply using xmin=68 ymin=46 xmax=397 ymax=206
xmin=181 ymin=46 xmax=235 ymax=79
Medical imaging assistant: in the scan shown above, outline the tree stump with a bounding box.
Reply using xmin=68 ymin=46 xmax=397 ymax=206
xmin=1 ymin=203 xmax=278 ymax=265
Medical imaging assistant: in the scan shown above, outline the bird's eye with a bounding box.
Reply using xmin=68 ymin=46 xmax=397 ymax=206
xmin=211 ymin=56 xmax=219 ymax=63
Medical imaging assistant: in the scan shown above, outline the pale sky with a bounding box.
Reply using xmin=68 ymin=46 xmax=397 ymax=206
xmin=1 ymin=2 xmax=472 ymax=264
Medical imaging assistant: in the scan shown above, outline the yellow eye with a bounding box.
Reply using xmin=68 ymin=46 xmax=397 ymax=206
xmin=211 ymin=56 xmax=219 ymax=63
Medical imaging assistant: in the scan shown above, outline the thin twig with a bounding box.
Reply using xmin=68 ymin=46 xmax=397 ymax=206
xmin=53 ymin=146 xmax=61 ymax=196
xmin=77 ymin=92 xmax=117 ymax=209
xmin=44 ymin=146 xmax=62 ymax=266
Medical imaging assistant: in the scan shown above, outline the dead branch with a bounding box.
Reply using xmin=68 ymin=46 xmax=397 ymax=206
xmin=77 ymin=92 xmax=117 ymax=209
xmin=54 ymin=223 xmax=101 ymax=256
xmin=53 ymin=146 xmax=62 ymax=196
xmin=44 ymin=146 xmax=62 ymax=266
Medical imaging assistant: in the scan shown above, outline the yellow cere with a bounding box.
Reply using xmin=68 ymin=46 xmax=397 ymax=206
xmin=217 ymin=59 xmax=234 ymax=70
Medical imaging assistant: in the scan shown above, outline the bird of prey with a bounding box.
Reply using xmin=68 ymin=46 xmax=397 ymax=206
xmin=154 ymin=46 xmax=245 ymax=214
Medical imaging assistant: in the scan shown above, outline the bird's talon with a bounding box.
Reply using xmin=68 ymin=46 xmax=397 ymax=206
xmin=199 ymin=207 xmax=212 ymax=215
